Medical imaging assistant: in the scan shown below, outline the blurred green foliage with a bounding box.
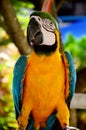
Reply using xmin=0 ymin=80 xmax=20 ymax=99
xmin=13 ymin=1 xmax=34 ymax=30
xmin=0 ymin=1 xmax=34 ymax=129
xmin=64 ymin=34 xmax=86 ymax=70
xmin=0 ymin=28 xmax=11 ymax=46
xmin=0 ymin=56 xmax=18 ymax=129
xmin=0 ymin=0 xmax=34 ymax=46
xmin=0 ymin=0 xmax=86 ymax=129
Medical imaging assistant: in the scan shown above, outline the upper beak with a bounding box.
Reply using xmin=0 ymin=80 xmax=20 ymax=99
xmin=27 ymin=17 xmax=42 ymax=45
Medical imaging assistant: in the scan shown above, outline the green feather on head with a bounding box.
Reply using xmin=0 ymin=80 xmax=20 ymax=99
xmin=30 ymin=11 xmax=59 ymax=31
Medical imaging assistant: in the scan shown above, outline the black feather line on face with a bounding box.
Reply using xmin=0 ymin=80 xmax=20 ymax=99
xmin=33 ymin=40 xmax=57 ymax=55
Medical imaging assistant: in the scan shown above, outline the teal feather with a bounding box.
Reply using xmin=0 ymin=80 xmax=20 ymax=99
xmin=65 ymin=51 xmax=76 ymax=107
xmin=12 ymin=55 xmax=27 ymax=119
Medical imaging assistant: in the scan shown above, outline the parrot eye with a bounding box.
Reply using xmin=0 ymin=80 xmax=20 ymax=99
xmin=38 ymin=17 xmax=41 ymax=21
xmin=42 ymin=19 xmax=55 ymax=32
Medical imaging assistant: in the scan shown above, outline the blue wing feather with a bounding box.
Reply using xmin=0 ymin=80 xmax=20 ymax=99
xmin=65 ymin=51 xmax=76 ymax=107
xmin=12 ymin=55 xmax=27 ymax=119
xmin=12 ymin=56 xmax=36 ymax=130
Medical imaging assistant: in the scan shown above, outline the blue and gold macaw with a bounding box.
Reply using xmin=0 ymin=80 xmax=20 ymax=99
xmin=12 ymin=11 xmax=76 ymax=130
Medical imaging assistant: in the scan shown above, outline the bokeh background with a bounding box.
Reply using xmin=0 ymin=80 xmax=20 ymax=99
xmin=0 ymin=0 xmax=86 ymax=130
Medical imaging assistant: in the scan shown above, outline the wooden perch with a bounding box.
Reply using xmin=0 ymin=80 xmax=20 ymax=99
xmin=56 ymin=0 xmax=65 ymax=13
xmin=70 ymin=93 xmax=86 ymax=109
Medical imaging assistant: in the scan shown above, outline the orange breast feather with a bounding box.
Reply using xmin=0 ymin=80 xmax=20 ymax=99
xmin=22 ymin=49 xmax=66 ymax=127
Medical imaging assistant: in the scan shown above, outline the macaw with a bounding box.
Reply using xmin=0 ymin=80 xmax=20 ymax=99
xmin=12 ymin=11 xmax=77 ymax=130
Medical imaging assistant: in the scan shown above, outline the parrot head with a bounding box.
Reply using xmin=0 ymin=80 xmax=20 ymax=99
xmin=27 ymin=11 xmax=60 ymax=54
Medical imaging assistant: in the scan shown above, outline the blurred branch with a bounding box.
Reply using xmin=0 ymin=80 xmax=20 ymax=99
xmin=0 ymin=16 xmax=5 ymax=29
xmin=76 ymin=68 xmax=86 ymax=93
xmin=56 ymin=0 xmax=66 ymax=13
xmin=50 ymin=0 xmax=57 ymax=18
xmin=70 ymin=109 xmax=77 ymax=127
xmin=41 ymin=0 xmax=66 ymax=18
xmin=0 ymin=0 xmax=31 ymax=55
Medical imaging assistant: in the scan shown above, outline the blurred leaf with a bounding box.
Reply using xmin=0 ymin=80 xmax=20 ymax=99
xmin=64 ymin=34 xmax=86 ymax=69
xmin=13 ymin=1 xmax=34 ymax=11
xmin=17 ymin=12 xmax=30 ymax=30
xmin=13 ymin=1 xmax=34 ymax=31
xmin=0 ymin=39 xmax=11 ymax=46
xmin=0 ymin=44 xmax=18 ymax=129
xmin=0 ymin=0 xmax=33 ymax=129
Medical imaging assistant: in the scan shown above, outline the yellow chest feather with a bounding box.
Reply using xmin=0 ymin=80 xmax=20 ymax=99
xmin=23 ymin=50 xmax=65 ymax=124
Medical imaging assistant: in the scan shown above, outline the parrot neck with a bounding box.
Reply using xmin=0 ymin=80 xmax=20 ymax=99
xmin=30 ymin=48 xmax=61 ymax=64
xmin=33 ymin=41 xmax=57 ymax=56
xmin=28 ymin=48 xmax=62 ymax=79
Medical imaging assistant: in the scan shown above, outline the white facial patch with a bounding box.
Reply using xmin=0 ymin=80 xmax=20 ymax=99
xmin=30 ymin=16 xmax=56 ymax=46
xmin=41 ymin=27 xmax=56 ymax=46
xmin=42 ymin=18 xmax=55 ymax=32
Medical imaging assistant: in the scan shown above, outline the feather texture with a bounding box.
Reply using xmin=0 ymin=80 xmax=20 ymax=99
xmin=12 ymin=56 xmax=27 ymax=119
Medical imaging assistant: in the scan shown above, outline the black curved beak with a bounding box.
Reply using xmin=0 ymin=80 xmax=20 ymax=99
xmin=27 ymin=17 xmax=43 ymax=46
